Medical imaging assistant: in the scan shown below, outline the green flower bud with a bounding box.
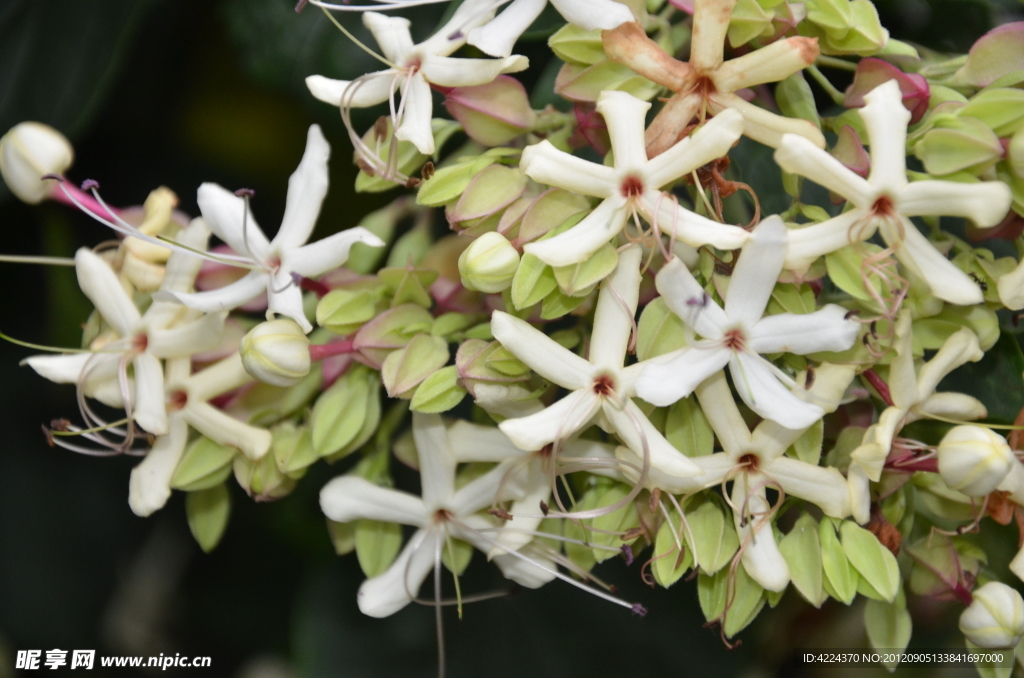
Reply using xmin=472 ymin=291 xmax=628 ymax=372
xmin=961 ymin=88 xmax=1024 ymax=137
xmin=938 ymin=425 xmax=1014 ymax=497
xmin=353 ymin=304 xmax=434 ymax=368
xmin=381 ymin=333 xmax=449 ymax=398
xmin=458 ymin=232 xmax=520 ymax=293
xmin=913 ymin=117 xmax=1003 ymax=176
xmin=555 ymin=60 xmax=660 ymax=104
xmin=233 ymin=451 xmax=296 ymax=501
xmin=240 ymin=319 xmax=311 ymax=388
xmin=444 ymin=76 xmax=535 ymax=148
xmin=548 ymin=24 xmax=607 ymax=65
xmin=960 ymin=582 xmax=1024 ymax=648
xmin=0 ymin=122 xmax=73 ymax=204
xmin=447 ymin=164 xmax=527 ymax=233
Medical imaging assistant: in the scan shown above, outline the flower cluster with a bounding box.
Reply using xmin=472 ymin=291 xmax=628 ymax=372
xmin=5 ymin=0 xmax=1024 ymax=674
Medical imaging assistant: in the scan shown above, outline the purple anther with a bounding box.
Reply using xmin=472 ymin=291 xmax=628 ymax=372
xmin=448 ymin=30 xmax=464 ymax=40
xmin=631 ymin=603 xmax=648 ymax=617
xmin=40 ymin=173 xmax=64 ymax=183
xmin=81 ymin=179 xmax=100 ymax=191
xmin=234 ymin=188 xmax=255 ymax=198
xmin=686 ymin=292 xmax=709 ymax=307
xmin=621 ymin=544 xmax=634 ymax=566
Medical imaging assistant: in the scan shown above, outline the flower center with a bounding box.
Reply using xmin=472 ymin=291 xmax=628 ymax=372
xmin=620 ymin=175 xmax=644 ymax=200
xmin=871 ymin=194 xmax=896 ymax=218
xmin=433 ymin=508 xmax=452 ymax=524
xmin=722 ymin=327 xmax=746 ymax=351
xmin=592 ymin=373 xmax=617 ymax=396
xmin=168 ymin=389 xmax=188 ymax=411
xmin=737 ymin=453 xmax=760 ymax=473
xmin=693 ymin=75 xmax=717 ymax=99
xmin=132 ymin=333 xmax=149 ymax=352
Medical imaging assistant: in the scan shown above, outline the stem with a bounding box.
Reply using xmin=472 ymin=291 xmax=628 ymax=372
xmin=862 ymin=368 xmax=894 ymax=406
xmin=50 ymin=180 xmax=119 ymax=219
xmin=309 ymin=340 xmax=356 ymax=362
xmin=806 ymin=64 xmax=846 ymax=105
xmin=815 ymin=55 xmax=858 ymax=72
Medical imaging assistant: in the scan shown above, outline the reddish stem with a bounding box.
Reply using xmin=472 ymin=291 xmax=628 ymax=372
xmin=51 ymin=180 xmax=120 ymax=218
xmin=886 ymin=456 xmax=939 ymax=473
xmin=309 ymin=340 xmax=356 ymax=362
xmin=298 ymin=276 xmax=330 ymax=298
xmin=863 ymin=369 xmax=894 ymax=406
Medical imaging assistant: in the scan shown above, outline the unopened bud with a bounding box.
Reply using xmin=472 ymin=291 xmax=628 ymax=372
xmin=458 ymin=231 xmax=520 ymax=293
xmin=240 ymin=319 xmax=311 ymax=387
xmin=937 ymin=425 xmax=1014 ymax=497
xmin=0 ymin=122 xmax=73 ymax=204
xmin=959 ymin=581 xmax=1024 ymax=648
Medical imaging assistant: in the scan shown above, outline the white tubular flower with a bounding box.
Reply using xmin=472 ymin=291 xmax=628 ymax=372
xmin=603 ymin=10 xmax=824 ymax=156
xmin=157 ymin=125 xmax=383 ymax=333
xmin=128 ymin=353 xmax=271 ymax=517
xmin=491 ymin=246 xmax=703 ymax=489
xmin=0 ymin=122 xmax=73 ymax=204
xmin=775 ymin=80 xmax=1012 ymax=305
xmin=468 ymin=0 xmax=634 ymax=57
xmin=937 ymin=425 xmax=1015 ymax=498
xmin=635 ymin=216 xmax=859 ymax=430
xmin=848 ymin=312 xmax=985 ymax=522
xmin=306 ymin=4 xmax=527 ymax=155
xmin=519 ymin=91 xmax=748 ymax=267
xmin=25 ymin=221 xmax=226 ymax=436
xmin=960 ymin=582 xmax=1024 ymax=649
xmin=319 ymin=412 xmax=553 ymax=618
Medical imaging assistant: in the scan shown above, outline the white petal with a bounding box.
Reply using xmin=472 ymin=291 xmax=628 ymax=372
xmin=596 ymin=90 xmax=651 ymax=171
xmin=642 ymin=190 xmax=750 ymax=250
xmin=447 ymin=419 xmax=530 ymax=462
xmin=913 ymin=392 xmax=987 ymax=423
xmin=725 ymin=215 xmax=786 ymax=328
xmin=730 ymin=352 xmax=823 ymax=430
xmin=186 ymin=352 xmax=254 ymax=403
xmin=147 ymin=312 xmax=226 ymax=359
xmin=732 ymin=474 xmax=790 ymax=592
xmin=589 ymin=246 xmax=642 ymax=370
xmin=862 ymin=80 xmax=910 ymax=192
xmin=395 ymin=74 xmax=436 ymax=155
xmin=490 ymin=311 xmax=593 ymax=389
xmin=784 ymin=209 xmax=871 ymax=270
xmin=689 ymin=0 xmax=731 ymax=72
xmin=499 ymin=389 xmax=599 ymax=450
xmin=363 ymin=12 xmax=415 ymax=63
xmin=450 ymin=459 xmax=525 ymax=516
xmin=182 ymin=401 xmax=271 ymax=460
xmin=467 ymin=0 xmax=547 ymax=57
xmin=492 ymin=548 xmax=557 ymax=588
xmin=603 ymin=398 xmax=704 ymax=477
xmin=848 ymin=461 xmax=871 ymax=524
xmin=273 ymin=125 xmax=331 ymax=250
xmin=999 ymin=256 xmax=1024 ymax=311
xmin=899 ymin=179 xmax=1012 ymax=228
xmin=74 ymin=248 xmax=141 ymax=337
xmin=320 ymin=475 xmax=427 ymax=526
xmin=358 ymin=529 xmax=437 ymax=618
xmin=267 ymin=269 xmax=310 ymax=334
xmin=519 ymin=140 xmax=617 ymax=198
xmin=413 ymin=412 xmax=457 ymax=509
xmin=488 ymin=462 xmax=548 ymax=555
xmin=886 ymin=312 xmax=918 ymax=408
xmin=420 ymin=54 xmax=528 ymax=88
xmin=159 ymin=270 xmax=269 ymax=314
xmin=654 ymin=256 xmax=727 ymax=339
xmin=766 ymin=457 xmax=850 ymax=518
xmin=774 ymin=134 xmax=873 ymax=206
xmin=880 ymin=216 xmax=984 ymax=305
xmin=282 ymin=227 xmax=384 ymax=278
xmin=711 ymin=92 xmax=826 ymax=149
xmin=128 ymin=415 xmax=188 ymax=517
xmin=748 ymin=304 xmax=858 ymax=355
xmin=197 ymin=183 xmax=270 ymax=262
xmin=550 ymin=0 xmax=635 ymax=30
xmin=522 ymin=198 xmax=629 ymax=267
xmin=418 ymin=0 xmax=494 ymax=56
xmin=23 ymin=352 xmax=95 ymax=384
xmin=916 ymin=327 xmax=983 ymax=399
xmin=132 ymin=353 xmax=167 ymax=436
xmin=645 ymin=108 xmax=744 ymax=189
xmin=471 ymin=383 xmax=545 ymax=419
xmin=712 ymin=37 xmax=819 ymax=92
xmin=694 ymin=370 xmax=753 ymax=456
xmin=160 ymin=219 xmax=212 ymax=294
xmin=634 ymin=346 xmax=731 ymax=406
xmin=615 ymin=446 xmax=730 ymax=493
xmin=305 ymin=73 xmax=395 ymax=108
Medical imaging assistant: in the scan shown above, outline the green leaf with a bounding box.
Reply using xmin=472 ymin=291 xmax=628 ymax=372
xmin=411 ymin=365 xmax=467 ymax=413
xmin=442 ymin=537 xmax=474 ymax=576
xmin=652 ymin=512 xmax=693 ymax=588
xmin=511 ymin=253 xmax=558 ymax=310
xmin=171 ymin=437 xmax=236 ymax=492
xmin=540 ymin=287 xmax=588 ymax=319
xmin=355 ymin=519 xmax=403 ymax=578
xmin=689 ymin=499 xmax=740 ymax=575
xmin=552 ymin=243 xmax=618 ymax=297
xmin=417 ymin=155 xmax=498 ymax=207
xmin=780 ymin=514 xmax=826 ymax=607
xmin=825 ymin=242 xmax=887 ymax=304
xmin=636 ymin=297 xmax=689 ymax=361
xmin=789 ymin=418 xmax=824 ymax=465
xmin=547 ymin=24 xmax=606 ymax=65
xmin=311 ymin=368 xmax=370 ymax=458
xmin=864 ymin=590 xmax=911 ymax=672
xmin=327 ymin=519 xmax=357 ymax=556
xmin=590 ymin=483 xmax=640 ymax=562
xmin=564 ymin=483 xmax=605 ymax=573
xmin=938 ymin=331 xmax=1024 ymax=423
xmin=664 ymin=396 xmax=714 ymax=458
xmin=775 ymin=72 xmax=821 ymax=129
xmin=186 ymin=484 xmax=231 ymax=554
xmin=840 ymin=521 xmax=900 ymax=602
xmin=819 ymin=518 xmax=858 ymax=604
xmin=697 ymin=565 xmax=766 ymax=638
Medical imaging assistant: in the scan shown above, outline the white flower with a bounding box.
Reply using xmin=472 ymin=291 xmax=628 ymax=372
xmin=635 ymin=216 xmax=859 ymax=430
xmin=128 ymin=353 xmax=272 ymax=517
xmin=960 ymin=582 xmax=1024 ymax=648
xmin=468 ymin=0 xmax=634 ymax=57
xmin=518 ymin=90 xmax=749 ymax=267
xmin=319 ymin=412 xmax=553 ymax=618
xmin=491 ymin=246 xmax=703 ymax=486
xmin=603 ymin=3 xmax=824 ymax=156
xmin=306 ymin=5 xmax=527 ymax=155
xmin=775 ymin=80 xmax=1012 ymax=305
xmin=240 ymin=319 xmax=311 ymax=387
xmin=937 ymin=425 xmax=1015 ymax=498
xmin=157 ymin=125 xmax=384 ymax=333
xmin=25 ymin=221 xmax=226 ymax=436
xmin=0 ymin=122 xmax=73 ymax=204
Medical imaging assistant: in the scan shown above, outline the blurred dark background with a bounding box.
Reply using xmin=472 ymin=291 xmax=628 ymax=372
xmin=0 ymin=0 xmax=1019 ymax=676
